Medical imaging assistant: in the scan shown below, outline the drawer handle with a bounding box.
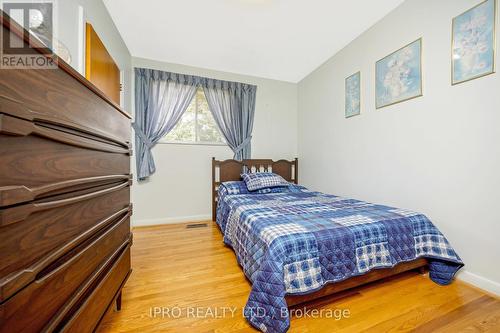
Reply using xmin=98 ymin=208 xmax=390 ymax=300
xmin=0 ymin=174 xmax=132 ymax=207
xmin=0 ymin=207 xmax=131 ymax=302
xmin=0 ymin=113 xmax=131 ymax=154
xmin=44 ymin=240 xmax=132 ymax=333
xmin=36 ymin=211 xmax=131 ymax=283
xmin=0 ymin=180 xmax=131 ymax=227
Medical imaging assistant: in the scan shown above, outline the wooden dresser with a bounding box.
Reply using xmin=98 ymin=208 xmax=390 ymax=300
xmin=0 ymin=12 xmax=132 ymax=333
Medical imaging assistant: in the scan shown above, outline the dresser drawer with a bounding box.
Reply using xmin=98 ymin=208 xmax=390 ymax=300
xmin=0 ymin=214 xmax=131 ymax=333
xmin=0 ymin=113 xmax=130 ymax=207
xmin=0 ymin=182 xmax=131 ymax=302
xmin=58 ymin=246 xmax=131 ymax=333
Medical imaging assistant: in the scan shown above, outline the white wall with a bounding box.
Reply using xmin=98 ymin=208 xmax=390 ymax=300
xmin=298 ymin=0 xmax=500 ymax=295
xmin=131 ymin=57 xmax=298 ymax=226
xmin=57 ymin=0 xmax=132 ymax=111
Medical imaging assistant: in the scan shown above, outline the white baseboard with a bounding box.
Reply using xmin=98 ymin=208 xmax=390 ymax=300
xmin=457 ymin=270 xmax=500 ymax=297
xmin=132 ymin=214 xmax=212 ymax=227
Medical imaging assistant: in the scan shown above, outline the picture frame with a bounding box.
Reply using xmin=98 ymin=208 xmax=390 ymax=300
xmin=452 ymin=0 xmax=497 ymax=85
xmin=345 ymin=71 xmax=361 ymax=118
xmin=375 ymin=38 xmax=423 ymax=109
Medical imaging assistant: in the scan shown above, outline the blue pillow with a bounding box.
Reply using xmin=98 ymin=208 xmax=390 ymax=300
xmin=241 ymin=172 xmax=289 ymax=191
xmin=219 ymin=181 xmax=288 ymax=196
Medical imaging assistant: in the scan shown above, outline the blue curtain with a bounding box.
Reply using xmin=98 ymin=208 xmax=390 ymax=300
xmin=133 ymin=68 xmax=198 ymax=180
xmin=201 ymin=78 xmax=257 ymax=160
xmin=133 ymin=68 xmax=257 ymax=180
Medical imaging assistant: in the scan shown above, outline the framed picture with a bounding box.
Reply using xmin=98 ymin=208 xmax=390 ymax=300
xmin=376 ymin=38 xmax=423 ymax=109
xmin=345 ymin=71 xmax=361 ymax=118
xmin=452 ymin=0 xmax=497 ymax=85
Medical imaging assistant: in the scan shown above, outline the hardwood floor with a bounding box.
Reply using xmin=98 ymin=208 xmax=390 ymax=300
xmin=97 ymin=222 xmax=500 ymax=333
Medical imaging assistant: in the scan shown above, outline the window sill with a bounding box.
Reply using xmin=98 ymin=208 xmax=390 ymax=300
xmin=158 ymin=141 xmax=228 ymax=147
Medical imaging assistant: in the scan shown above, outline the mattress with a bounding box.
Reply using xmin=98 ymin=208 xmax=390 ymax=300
xmin=216 ymin=182 xmax=463 ymax=333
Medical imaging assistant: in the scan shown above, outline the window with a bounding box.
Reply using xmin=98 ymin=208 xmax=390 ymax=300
xmin=164 ymin=88 xmax=225 ymax=144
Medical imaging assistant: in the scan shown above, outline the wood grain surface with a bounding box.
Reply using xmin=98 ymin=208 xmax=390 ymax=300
xmin=97 ymin=222 xmax=500 ymax=333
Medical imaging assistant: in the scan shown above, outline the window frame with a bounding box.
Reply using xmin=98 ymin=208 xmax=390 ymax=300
xmin=159 ymin=88 xmax=226 ymax=146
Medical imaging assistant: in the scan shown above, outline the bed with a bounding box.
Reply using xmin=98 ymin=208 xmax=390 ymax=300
xmin=212 ymin=158 xmax=463 ymax=333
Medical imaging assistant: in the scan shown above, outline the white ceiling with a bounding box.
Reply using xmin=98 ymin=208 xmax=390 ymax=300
xmin=103 ymin=0 xmax=404 ymax=83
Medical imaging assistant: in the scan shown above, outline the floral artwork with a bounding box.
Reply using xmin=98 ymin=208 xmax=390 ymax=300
xmin=376 ymin=39 xmax=423 ymax=109
xmin=452 ymin=0 xmax=496 ymax=85
xmin=345 ymin=72 xmax=361 ymax=118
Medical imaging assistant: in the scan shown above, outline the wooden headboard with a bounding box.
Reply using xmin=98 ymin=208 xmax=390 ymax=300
xmin=211 ymin=158 xmax=298 ymax=221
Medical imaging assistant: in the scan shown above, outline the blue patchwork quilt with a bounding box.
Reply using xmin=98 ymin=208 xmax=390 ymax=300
xmin=216 ymin=182 xmax=463 ymax=333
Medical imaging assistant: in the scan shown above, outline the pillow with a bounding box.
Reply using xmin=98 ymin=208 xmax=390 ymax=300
xmin=219 ymin=181 xmax=250 ymax=196
xmin=241 ymin=172 xmax=289 ymax=191
xmin=219 ymin=181 xmax=290 ymax=196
